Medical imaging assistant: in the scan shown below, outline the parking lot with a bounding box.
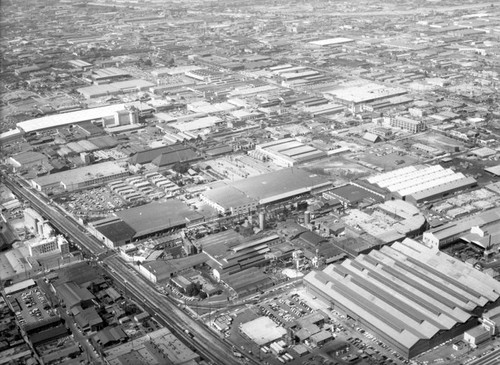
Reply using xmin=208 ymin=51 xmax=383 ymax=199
xmin=257 ymin=293 xmax=314 ymax=328
xmin=11 ymin=286 xmax=56 ymax=327
xmin=57 ymin=186 xmax=128 ymax=216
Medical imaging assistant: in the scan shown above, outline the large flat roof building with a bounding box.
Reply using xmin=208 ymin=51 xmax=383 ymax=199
xmin=17 ymin=104 xmax=131 ymax=134
xmin=304 ymin=239 xmax=500 ymax=358
xmin=32 ymin=161 xmax=129 ymax=192
xmin=77 ymin=79 xmax=155 ymax=99
xmin=115 ymin=201 xmax=203 ymax=240
xmin=250 ymin=138 xmax=326 ymax=168
xmin=309 ymin=37 xmax=355 ymax=47
xmin=323 ymin=82 xmax=407 ymax=112
xmin=200 ymin=168 xmax=332 ymax=214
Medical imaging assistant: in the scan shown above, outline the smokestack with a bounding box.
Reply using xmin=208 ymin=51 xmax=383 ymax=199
xmin=259 ymin=212 xmax=265 ymax=230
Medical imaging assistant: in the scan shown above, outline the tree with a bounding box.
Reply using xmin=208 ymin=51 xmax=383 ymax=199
xmin=172 ymin=162 xmax=190 ymax=174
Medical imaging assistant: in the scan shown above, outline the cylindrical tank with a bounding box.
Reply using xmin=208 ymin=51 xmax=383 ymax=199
xmin=304 ymin=211 xmax=311 ymax=225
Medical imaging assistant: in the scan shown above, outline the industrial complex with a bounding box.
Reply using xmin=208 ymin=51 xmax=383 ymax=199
xmin=3 ymin=1 xmax=500 ymax=365
xmin=304 ymin=239 xmax=500 ymax=358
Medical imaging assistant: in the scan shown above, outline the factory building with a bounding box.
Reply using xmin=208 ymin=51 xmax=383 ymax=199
xmin=250 ymin=138 xmax=326 ymax=167
xmin=203 ymin=234 xmax=281 ymax=282
xmin=89 ymin=201 xmax=204 ymax=247
xmin=390 ymin=116 xmax=426 ymax=133
xmin=304 ymin=239 xmax=500 ymax=358
xmin=422 ymin=207 xmax=500 ymax=249
xmin=16 ymin=104 xmax=138 ymax=134
xmin=200 ymin=168 xmax=332 ymax=215
xmin=364 ymin=165 xmax=477 ymax=204
xmin=77 ymin=79 xmax=154 ymax=99
xmin=31 ymin=161 xmax=129 ymax=193
xmin=323 ymin=82 xmax=407 ymax=113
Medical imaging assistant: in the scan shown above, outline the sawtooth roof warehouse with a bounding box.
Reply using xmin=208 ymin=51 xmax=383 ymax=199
xmin=304 ymin=239 xmax=500 ymax=359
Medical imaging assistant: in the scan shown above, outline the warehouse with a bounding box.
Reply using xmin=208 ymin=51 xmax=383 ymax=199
xmin=77 ymin=79 xmax=155 ymax=99
xmin=364 ymin=165 xmax=477 ymax=204
xmin=240 ymin=316 xmax=287 ymax=346
xmin=304 ymin=239 xmax=500 ymax=358
xmin=323 ymin=82 xmax=407 ymax=113
xmin=250 ymin=138 xmax=327 ymax=167
xmin=17 ymin=104 xmax=134 ymax=134
xmin=422 ymin=207 xmax=500 ymax=249
xmin=309 ymin=37 xmax=355 ymax=47
xmin=201 ymin=168 xmax=332 ymax=214
xmin=204 ymin=234 xmax=281 ymax=281
xmin=31 ymin=161 xmax=129 ymax=193
xmin=115 ymin=201 xmax=204 ymax=240
xmin=129 ymin=144 xmax=198 ymax=166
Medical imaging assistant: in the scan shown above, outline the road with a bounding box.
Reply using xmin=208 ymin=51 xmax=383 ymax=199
xmin=1 ymin=173 xmax=255 ymax=365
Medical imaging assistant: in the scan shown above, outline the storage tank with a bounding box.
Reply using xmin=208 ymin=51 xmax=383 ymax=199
xmin=304 ymin=211 xmax=311 ymax=225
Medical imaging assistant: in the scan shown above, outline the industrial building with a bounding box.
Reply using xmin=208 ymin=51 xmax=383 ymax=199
xmin=16 ymin=104 xmax=138 ymax=134
xmin=323 ymin=82 xmax=407 ymax=113
xmin=422 ymin=206 xmax=500 ymax=249
xmin=304 ymin=239 xmax=500 ymax=358
xmin=31 ymin=161 xmax=129 ymax=193
xmin=341 ymin=200 xmax=427 ymax=244
xmin=89 ymin=201 xmax=203 ymax=247
xmin=240 ymin=316 xmax=287 ymax=346
xmin=200 ymin=168 xmax=332 ymax=215
xmin=309 ymin=37 xmax=355 ymax=47
xmin=364 ymin=165 xmax=477 ymax=204
xmin=203 ymin=234 xmax=281 ymax=281
xmin=114 ymin=201 xmax=203 ymax=240
xmin=8 ymin=151 xmax=50 ymax=172
xmin=391 ymin=116 xmax=426 ymax=133
xmin=77 ymin=79 xmax=155 ymax=99
xmin=249 ymin=138 xmax=327 ymax=167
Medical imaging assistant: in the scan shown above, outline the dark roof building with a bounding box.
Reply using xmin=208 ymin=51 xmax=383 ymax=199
xmin=0 ymin=222 xmax=18 ymax=251
xmin=129 ymin=144 xmax=197 ymax=166
xmin=55 ymin=282 xmax=95 ymax=309
xmin=29 ymin=325 xmax=69 ymax=347
xmin=151 ymin=148 xmax=200 ymax=168
xmin=92 ymin=218 xmax=136 ymax=248
xmin=94 ymin=326 xmax=128 ymax=347
xmin=114 ymin=201 xmax=203 ymax=240
xmin=75 ymin=307 xmax=104 ymax=332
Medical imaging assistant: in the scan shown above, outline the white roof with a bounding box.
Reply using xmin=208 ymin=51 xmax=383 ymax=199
xmin=170 ymin=116 xmax=222 ymax=132
xmin=17 ymin=104 xmax=127 ymax=133
xmin=4 ymin=279 xmax=36 ymax=295
xmin=240 ymin=316 xmax=287 ymax=346
xmin=309 ymin=37 xmax=354 ymax=46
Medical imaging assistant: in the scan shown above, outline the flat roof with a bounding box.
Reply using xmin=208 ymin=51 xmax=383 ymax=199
xmin=329 ymin=184 xmax=383 ymax=204
xmin=33 ymin=161 xmax=128 ymax=188
xmin=324 ymin=82 xmax=407 ymax=104
xmin=95 ymin=220 xmax=136 ymax=245
xmin=4 ymin=279 xmax=36 ymax=295
xmin=309 ymin=37 xmax=355 ymax=46
xmin=203 ymin=168 xmax=332 ymax=207
xmin=17 ymin=104 xmax=127 ymax=133
xmin=77 ymin=79 xmax=155 ymax=97
xmin=485 ymin=165 xmax=500 ymax=176
xmin=115 ymin=201 xmax=203 ymax=238
xmin=240 ymin=316 xmax=287 ymax=346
